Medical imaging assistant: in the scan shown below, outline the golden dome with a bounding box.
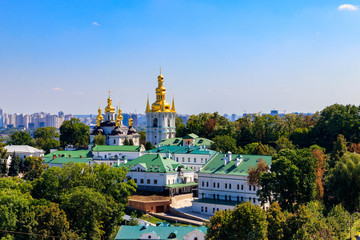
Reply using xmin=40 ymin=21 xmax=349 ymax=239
xmin=149 ymin=71 xmax=174 ymax=112
xmin=105 ymin=90 xmax=115 ymax=113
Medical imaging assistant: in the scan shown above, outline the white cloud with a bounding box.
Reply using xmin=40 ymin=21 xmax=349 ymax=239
xmin=338 ymin=4 xmax=358 ymax=11
xmin=52 ymin=87 xmax=64 ymax=91
xmin=73 ymin=91 xmax=85 ymax=95
xmin=92 ymin=22 xmax=100 ymax=26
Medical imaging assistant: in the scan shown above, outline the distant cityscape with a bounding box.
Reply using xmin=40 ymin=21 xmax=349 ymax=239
xmin=0 ymin=107 xmax=314 ymax=131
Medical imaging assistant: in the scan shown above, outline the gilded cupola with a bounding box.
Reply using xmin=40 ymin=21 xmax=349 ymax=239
xmin=105 ymin=90 xmax=115 ymax=113
xmin=149 ymin=69 xmax=175 ymax=113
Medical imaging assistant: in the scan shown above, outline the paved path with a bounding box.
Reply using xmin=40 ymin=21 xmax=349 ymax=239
xmin=150 ymin=212 xmax=205 ymax=226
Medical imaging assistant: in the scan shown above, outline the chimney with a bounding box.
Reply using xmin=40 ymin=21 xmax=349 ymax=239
xmin=69 ymin=155 xmax=71 ymax=158
xmin=53 ymin=155 xmax=56 ymax=159
xmin=235 ymin=155 xmax=243 ymax=167
xmin=117 ymin=159 xmax=120 ymax=166
xmin=228 ymin=151 xmax=232 ymax=162
xmin=223 ymin=156 xmax=227 ymax=166
xmin=80 ymin=155 xmax=83 ymax=158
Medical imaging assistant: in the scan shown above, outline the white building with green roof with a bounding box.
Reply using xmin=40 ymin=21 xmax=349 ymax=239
xmin=92 ymin=145 xmax=145 ymax=166
xmin=146 ymin=145 xmax=217 ymax=173
xmin=43 ymin=150 xmax=93 ymax=167
xmin=116 ymin=154 xmax=197 ymax=194
xmin=192 ymin=152 xmax=272 ymax=216
xmin=158 ymin=133 xmax=213 ymax=149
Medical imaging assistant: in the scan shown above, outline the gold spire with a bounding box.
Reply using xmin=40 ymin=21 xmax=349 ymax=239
xmin=96 ymin=103 xmax=104 ymax=127
xmin=105 ymin=90 xmax=115 ymax=113
xmin=115 ymin=102 xmax=123 ymax=127
xmin=171 ymin=95 xmax=176 ymax=112
xmin=146 ymin=94 xmax=150 ymax=112
xmin=129 ymin=113 xmax=133 ymax=127
xmin=150 ymin=70 xmax=171 ymax=112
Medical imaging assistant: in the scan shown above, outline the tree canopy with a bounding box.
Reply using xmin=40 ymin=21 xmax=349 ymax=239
xmin=59 ymin=118 xmax=90 ymax=147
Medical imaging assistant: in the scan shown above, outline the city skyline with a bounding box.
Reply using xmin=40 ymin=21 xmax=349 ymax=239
xmin=1 ymin=1 xmax=360 ymax=114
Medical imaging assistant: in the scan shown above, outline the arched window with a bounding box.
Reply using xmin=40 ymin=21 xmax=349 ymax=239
xmin=153 ymin=118 xmax=158 ymax=127
xmin=168 ymin=233 xmax=176 ymax=239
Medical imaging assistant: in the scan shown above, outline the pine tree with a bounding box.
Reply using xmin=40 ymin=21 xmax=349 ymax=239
xmin=123 ymin=138 xmax=129 ymax=145
xmin=129 ymin=139 xmax=134 ymax=146
xmin=8 ymin=152 xmax=21 ymax=177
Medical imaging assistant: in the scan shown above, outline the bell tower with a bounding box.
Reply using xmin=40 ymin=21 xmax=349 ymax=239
xmin=145 ymin=70 xmax=176 ymax=146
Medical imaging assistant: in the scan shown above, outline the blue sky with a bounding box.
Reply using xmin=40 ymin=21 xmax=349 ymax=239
xmin=1 ymin=0 xmax=360 ymax=115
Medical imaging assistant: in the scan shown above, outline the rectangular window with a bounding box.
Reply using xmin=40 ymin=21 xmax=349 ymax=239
xmin=229 ymin=184 xmax=231 ymax=189
xmin=225 ymin=183 xmax=227 ymax=189
xmin=201 ymin=158 xmax=203 ymax=163
xmin=205 ymin=207 xmax=208 ymax=212
xmin=140 ymin=179 xmax=144 ymax=184
xmin=201 ymin=206 xmax=204 ymax=212
xmin=217 ymin=183 xmax=219 ymax=188
xmin=237 ymin=184 xmax=239 ymax=190
xmin=229 ymin=196 xmax=231 ymax=201
xmin=213 ymin=182 xmax=215 ymax=188
xmin=154 ymin=179 xmax=157 ymax=184
xmin=188 ymin=158 xmax=190 ymax=162
xmin=241 ymin=196 xmax=243 ymax=201
xmin=249 ymin=186 xmax=251 ymax=191
xmin=241 ymin=185 xmax=244 ymax=190
xmin=134 ymin=179 xmax=137 ymax=183
xmin=202 ymin=181 xmax=204 ymax=187
xmin=176 ymin=157 xmax=179 ymax=162
xmin=253 ymin=198 xmax=256 ymax=203
xmin=213 ymin=208 xmax=215 ymax=213
xmin=147 ymin=179 xmax=150 ymax=184
xmin=194 ymin=158 xmax=196 ymax=163
xmin=253 ymin=186 xmax=256 ymax=191
xmin=182 ymin=158 xmax=184 ymax=162
xmin=206 ymin=182 xmax=209 ymax=187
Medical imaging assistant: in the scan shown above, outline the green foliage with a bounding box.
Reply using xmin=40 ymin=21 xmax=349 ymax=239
xmin=211 ymin=135 xmax=237 ymax=153
xmin=0 ymin=146 xmax=8 ymax=175
xmin=129 ymin=212 xmax=139 ymax=226
xmin=275 ymin=136 xmax=295 ymax=151
xmin=139 ymin=131 xmax=146 ymax=145
xmin=8 ymin=131 xmax=35 ymax=146
xmin=60 ymin=186 xmax=118 ymax=239
xmin=267 ymin=202 xmax=286 ymax=240
xmin=34 ymin=127 xmax=60 ymax=153
xmin=311 ymin=104 xmax=360 ymax=151
xmin=8 ymin=153 xmax=21 ymax=177
xmin=23 ymin=157 xmax=49 ymax=181
xmin=129 ymin=139 xmax=134 ymax=145
xmin=93 ymin=133 xmax=105 ymax=145
xmin=123 ymin=138 xmax=129 ymax=145
xmin=31 ymin=163 xmax=136 ymax=204
xmin=175 ymin=117 xmax=187 ymax=137
xmin=326 ymin=204 xmax=351 ymax=239
xmin=145 ymin=141 xmax=154 ymax=150
xmin=326 ymin=152 xmax=360 ymax=212
xmin=206 ymin=202 xmax=268 ymax=240
xmin=258 ymin=148 xmax=317 ymax=212
xmin=329 ymin=134 xmax=347 ymax=169
xmin=241 ymin=142 xmax=275 ymax=155
xmin=59 ymin=118 xmax=90 ymax=147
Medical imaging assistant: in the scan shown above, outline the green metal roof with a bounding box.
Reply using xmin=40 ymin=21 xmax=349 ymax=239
xmin=146 ymin=145 xmax=217 ymax=155
xmin=164 ymin=182 xmax=198 ymax=188
xmin=199 ymin=153 xmax=272 ymax=176
xmin=115 ymin=154 xmax=192 ymax=173
xmin=159 ymin=137 xmax=183 ymax=146
xmin=92 ymin=145 xmax=142 ymax=152
xmin=193 ymin=198 xmax=240 ymax=207
xmin=43 ymin=150 xmax=93 ymax=159
xmin=183 ymin=133 xmax=199 ymax=139
xmin=115 ymin=224 xmax=207 ymax=240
